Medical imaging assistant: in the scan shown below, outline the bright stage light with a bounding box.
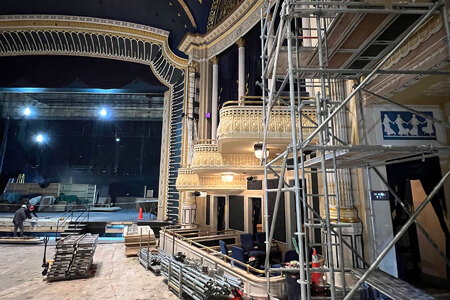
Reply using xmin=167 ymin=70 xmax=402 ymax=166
xmin=21 ymin=106 xmax=35 ymax=117
xmin=97 ymin=107 xmax=113 ymax=119
xmin=34 ymin=133 xmax=47 ymax=144
xmin=23 ymin=107 xmax=31 ymax=116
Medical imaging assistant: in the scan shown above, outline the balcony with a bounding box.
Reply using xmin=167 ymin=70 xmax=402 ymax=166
xmin=191 ymin=140 xmax=280 ymax=174
xmin=216 ymin=98 xmax=316 ymax=153
xmin=175 ymin=167 xmax=247 ymax=192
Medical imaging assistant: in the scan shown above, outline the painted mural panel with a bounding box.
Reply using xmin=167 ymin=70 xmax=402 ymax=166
xmin=380 ymin=111 xmax=436 ymax=140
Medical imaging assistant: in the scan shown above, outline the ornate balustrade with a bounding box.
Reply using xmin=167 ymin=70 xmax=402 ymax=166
xmin=191 ymin=143 xmax=275 ymax=172
xmin=217 ymin=104 xmax=316 ymax=142
xmin=176 ymin=167 xmax=247 ymax=192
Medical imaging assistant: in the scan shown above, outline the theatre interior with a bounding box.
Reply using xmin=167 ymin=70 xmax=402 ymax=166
xmin=0 ymin=0 xmax=449 ymax=299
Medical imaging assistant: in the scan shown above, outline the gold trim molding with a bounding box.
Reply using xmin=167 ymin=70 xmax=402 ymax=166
xmin=178 ymin=0 xmax=268 ymax=60
xmin=217 ymin=106 xmax=316 ymax=140
xmin=0 ymin=15 xmax=188 ymax=68
xmin=176 ymin=167 xmax=247 ymax=191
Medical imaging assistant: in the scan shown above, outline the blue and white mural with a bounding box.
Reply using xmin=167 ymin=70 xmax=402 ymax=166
xmin=380 ymin=111 xmax=436 ymax=140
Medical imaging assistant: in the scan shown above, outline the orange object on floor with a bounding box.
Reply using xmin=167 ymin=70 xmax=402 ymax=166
xmin=138 ymin=207 xmax=143 ymax=220
xmin=311 ymin=248 xmax=321 ymax=285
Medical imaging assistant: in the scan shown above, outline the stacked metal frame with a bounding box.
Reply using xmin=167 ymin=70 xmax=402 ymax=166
xmin=260 ymin=0 xmax=450 ymax=299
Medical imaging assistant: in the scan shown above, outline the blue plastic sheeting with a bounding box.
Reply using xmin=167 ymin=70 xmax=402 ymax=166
xmin=0 ymin=193 xmax=21 ymax=203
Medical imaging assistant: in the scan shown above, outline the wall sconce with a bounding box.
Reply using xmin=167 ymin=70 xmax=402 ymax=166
xmin=221 ymin=173 xmax=234 ymax=182
xmin=193 ymin=191 xmax=207 ymax=197
xmin=254 ymin=143 xmax=269 ymax=159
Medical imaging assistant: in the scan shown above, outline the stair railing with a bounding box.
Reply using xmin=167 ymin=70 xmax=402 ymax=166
xmin=55 ymin=204 xmax=90 ymax=239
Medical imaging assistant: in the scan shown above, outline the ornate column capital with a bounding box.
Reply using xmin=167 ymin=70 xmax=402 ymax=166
xmin=236 ymin=37 xmax=245 ymax=48
xmin=188 ymin=61 xmax=199 ymax=72
xmin=210 ymin=56 xmax=219 ymax=65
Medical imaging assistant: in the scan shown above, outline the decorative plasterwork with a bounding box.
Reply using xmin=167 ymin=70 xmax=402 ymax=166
xmin=176 ymin=167 xmax=246 ymax=191
xmin=179 ymin=0 xmax=267 ymax=60
xmin=217 ymin=106 xmax=316 ymax=140
xmin=364 ymin=13 xmax=448 ymax=102
xmin=207 ymin=0 xmax=242 ymax=31
xmin=0 ymin=14 xmax=188 ymax=222
xmin=191 ymin=143 xmax=281 ymax=171
xmin=0 ymin=15 xmax=187 ymax=68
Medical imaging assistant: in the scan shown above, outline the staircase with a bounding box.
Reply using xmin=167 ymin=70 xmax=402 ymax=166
xmin=60 ymin=221 xmax=88 ymax=238
xmin=55 ymin=205 xmax=90 ymax=240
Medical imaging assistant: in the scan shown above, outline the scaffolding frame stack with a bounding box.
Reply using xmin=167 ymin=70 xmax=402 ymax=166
xmin=260 ymin=0 xmax=450 ymax=299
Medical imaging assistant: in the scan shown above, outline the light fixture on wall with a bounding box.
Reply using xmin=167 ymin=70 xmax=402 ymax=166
xmin=221 ymin=173 xmax=234 ymax=182
xmin=254 ymin=143 xmax=269 ymax=159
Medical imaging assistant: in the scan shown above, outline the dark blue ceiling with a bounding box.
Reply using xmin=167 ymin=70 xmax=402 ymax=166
xmin=0 ymin=0 xmax=213 ymax=58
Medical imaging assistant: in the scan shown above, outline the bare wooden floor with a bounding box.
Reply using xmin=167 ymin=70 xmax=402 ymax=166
xmin=0 ymin=243 xmax=177 ymax=300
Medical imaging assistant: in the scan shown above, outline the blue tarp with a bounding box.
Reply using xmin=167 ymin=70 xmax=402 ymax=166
xmin=0 ymin=193 xmax=22 ymax=204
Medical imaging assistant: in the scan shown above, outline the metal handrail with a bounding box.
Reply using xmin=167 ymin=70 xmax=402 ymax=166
xmin=55 ymin=205 xmax=90 ymax=239
xmin=162 ymin=227 xmax=267 ymax=275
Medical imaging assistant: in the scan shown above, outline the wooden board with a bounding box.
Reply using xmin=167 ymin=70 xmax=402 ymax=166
xmin=0 ymin=236 xmax=43 ymax=244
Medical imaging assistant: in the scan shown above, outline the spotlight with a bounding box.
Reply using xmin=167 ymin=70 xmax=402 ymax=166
xmin=246 ymin=176 xmax=254 ymax=182
xmin=97 ymin=107 xmax=112 ymax=119
xmin=21 ymin=106 xmax=34 ymax=117
xmin=115 ymin=137 xmax=120 ymax=142
xmin=34 ymin=133 xmax=47 ymax=144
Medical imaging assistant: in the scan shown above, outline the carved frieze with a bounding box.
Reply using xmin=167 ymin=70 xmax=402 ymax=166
xmin=176 ymin=167 xmax=246 ymax=191
xmin=217 ymin=106 xmax=316 ymax=139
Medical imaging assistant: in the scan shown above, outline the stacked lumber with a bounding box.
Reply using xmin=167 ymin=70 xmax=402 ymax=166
xmin=124 ymin=223 xmax=156 ymax=256
xmin=47 ymin=234 xmax=98 ymax=281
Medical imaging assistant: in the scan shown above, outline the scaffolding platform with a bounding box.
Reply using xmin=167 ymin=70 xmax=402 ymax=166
xmin=351 ymin=269 xmax=435 ymax=300
xmin=303 ymin=145 xmax=447 ymax=169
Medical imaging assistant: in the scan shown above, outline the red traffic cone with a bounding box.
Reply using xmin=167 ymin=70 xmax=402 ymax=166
xmin=138 ymin=207 xmax=143 ymax=220
xmin=311 ymin=248 xmax=321 ymax=285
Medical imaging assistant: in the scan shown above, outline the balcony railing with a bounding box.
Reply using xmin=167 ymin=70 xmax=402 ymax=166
xmin=217 ymin=97 xmax=316 ymax=141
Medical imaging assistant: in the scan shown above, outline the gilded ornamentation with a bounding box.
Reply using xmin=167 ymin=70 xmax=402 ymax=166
xmin=179 ymin=0 xmax=267 ymax=60
xmin=0 ymin=15 xmax=189 ymax=222
xmin=216 ymin=106 xmax=316 ymax=140
xmin=207 ymin=0 xmax=243 ymax=31
xmin=236 ymin=37 xmax=245 ymax=48
xmin=0 ymin=15 xmax=188 ymax=68
xmin=176 ymin=167 xmax=247 ymax=191
xmin=365 ymin=13 xmax=446 ymax=102
xmin=210 ymin=56 xmax=219 ymax=65
xmin=191 ymin=143 xmax=282 ymax=170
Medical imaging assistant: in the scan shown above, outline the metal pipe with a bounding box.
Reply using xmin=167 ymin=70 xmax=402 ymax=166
xmin=372 ymin=167 xmax=450 ymax=267
xmin=316 ymin=13 xmax=336 ymax=298
xmin=361 ymin=88 xmax=450 ymax=129
xmin=345 ymin=171 xmax=450 ymax=299
xmin=286 ymin=3 xmax=307 ymax=298
xmin=293 ymin=68 xmax=450 ymax=75
xmin=300 ymin=0 xmax=442 ymax=149
xmin=264 ymin=154 xmax=288 ymax=270
xmin=441 ymin=1 xmax=450 ymax=57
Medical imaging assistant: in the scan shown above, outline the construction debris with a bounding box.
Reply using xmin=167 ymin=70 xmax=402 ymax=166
xmin=46 ymin=234 xmax=98 ymax=282
xmin=123 ymin=223 xmax=156 ymax=256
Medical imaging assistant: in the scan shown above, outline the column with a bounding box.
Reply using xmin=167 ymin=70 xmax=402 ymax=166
xmin=211 ymin=56 xmax=219 ymax=141
xmin=181 ymin=191 xmax=197 ymax=228
xmin=326 ymin=81 xmax=363 ymax=271
xmin=236 ymin=38 xmax=245 ymax=102
xmin=186 ymin=63 xmax=197 ymax=166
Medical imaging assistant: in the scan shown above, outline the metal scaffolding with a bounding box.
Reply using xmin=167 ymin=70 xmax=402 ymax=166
xmin=260 ymin=0 xmax=450 ymax=299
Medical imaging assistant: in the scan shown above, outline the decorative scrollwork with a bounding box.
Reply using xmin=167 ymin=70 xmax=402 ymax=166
xmin=0 ymin=15 xmax=188 ymax=222
xmin=207 ymin=0 xmax=243 ymax=31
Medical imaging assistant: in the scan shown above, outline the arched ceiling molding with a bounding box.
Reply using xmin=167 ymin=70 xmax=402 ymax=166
xmin=0 ymin=15 xmax=187 ymax=69
xmin=0 ymin=14 xmax=187 ymax=221
xmin=179 ymin=0 xmax=268 ymax=60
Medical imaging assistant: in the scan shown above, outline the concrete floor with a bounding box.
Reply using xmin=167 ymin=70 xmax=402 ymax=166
xmin=0 ymin=243 xmax=177 ymax=300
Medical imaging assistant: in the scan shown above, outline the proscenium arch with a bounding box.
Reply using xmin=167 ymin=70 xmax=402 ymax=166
xmin=0 ymin=15 xmax=188 ymax=221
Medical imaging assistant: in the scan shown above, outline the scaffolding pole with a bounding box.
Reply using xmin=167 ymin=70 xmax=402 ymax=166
xmin=260 ymin=0 xmax=449 ymax=299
